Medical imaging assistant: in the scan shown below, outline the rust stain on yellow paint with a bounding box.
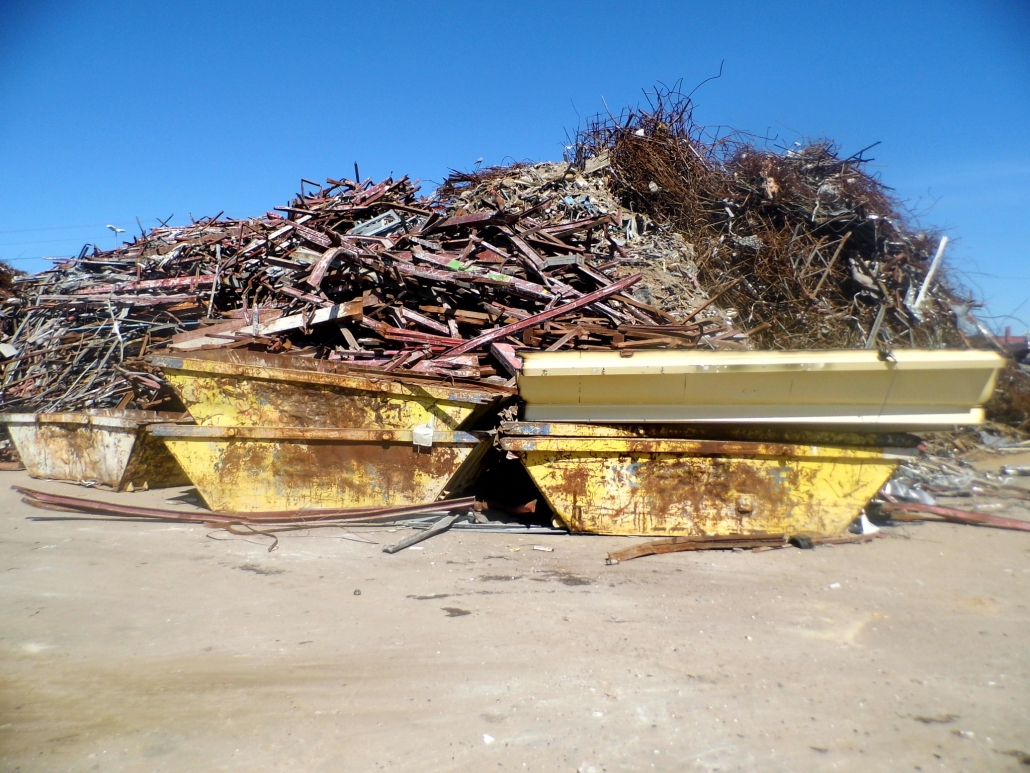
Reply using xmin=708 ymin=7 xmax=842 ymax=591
xmin=153 ymin=425 xmax=489 ymax=512
xmin=150 ymin=350 xmax=512 ymax=430
xmin=1 ymin=411 xmax=189 ymax=491
xmin=501 ymin=429 xmax=898 ymax=538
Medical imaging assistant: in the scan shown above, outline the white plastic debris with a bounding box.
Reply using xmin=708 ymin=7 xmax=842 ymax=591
xmin=412 ymin=423 xmax=434 ymax=448
xmin=859 ymin=512 xmax=880 ymax=535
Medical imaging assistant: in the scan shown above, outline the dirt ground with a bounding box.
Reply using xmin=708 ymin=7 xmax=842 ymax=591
xmin=1 ymin=467 xmax=1028 ymax=773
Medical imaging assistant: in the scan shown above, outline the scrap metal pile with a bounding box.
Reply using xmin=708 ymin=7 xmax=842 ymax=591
xmin=0 ymin=87 xmax=1024 ymax=430
xmin=0 ymin=88 xmax=1026 ymax=560
xmin=985 ymin=361 xmax=1030 ymax=433
xmin=569 ymin=88 xmax=973 ymax=350
xmin=0 ymin=169 xmax=748 ymax=415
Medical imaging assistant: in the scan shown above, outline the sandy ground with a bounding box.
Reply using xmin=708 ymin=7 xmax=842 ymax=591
xmin=1 ymin=468 xmax=1029 ymax=773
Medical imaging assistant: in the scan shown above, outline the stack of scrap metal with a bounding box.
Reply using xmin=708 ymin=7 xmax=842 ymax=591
xmin=1 ymin=91 xmax=1020 ymax=543
xmin=0 ymin=172 xmax=747 ymax=419
xmin=568 ymin=86 xmax=974 ymax=351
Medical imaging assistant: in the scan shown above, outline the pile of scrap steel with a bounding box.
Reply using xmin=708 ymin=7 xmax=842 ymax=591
xmin=0 ymin=261 xmax=22 ymax=465
xmin=568 ymin=87 xmax=978 ymax=351
xmin=4 ymin=83 xmax=1016 ymax=418
xmin=0 ymin=169 xmax=750 ymax=417
xmin=984 ymin=360 xmax=1030 ymax=433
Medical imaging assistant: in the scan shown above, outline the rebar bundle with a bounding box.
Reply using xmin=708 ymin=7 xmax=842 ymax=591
xmin=570 ymin=86 xmax=969 ymax=350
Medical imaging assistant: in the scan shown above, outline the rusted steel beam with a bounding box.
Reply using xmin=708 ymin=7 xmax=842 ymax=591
xmin=369 ymin=253 xmax=555 ymax=302
xmin=606 ymin=532 xmax=879 ymax=563
xmin=879 ymin=502 xmax=1030 ymax=533
xmin=439 ymin=273 xmax=641 ymax=358
xmin=73 ymin=274 xmax=216 ymax=295
xmin=399 ymin=307 xmax=451 ymax=335
xmin=14 ymin=485 xmax=477 ymax=524
xmin=293 ymin=222 xmax=333 ymax=248
xmin=361 ymin=317 xmax=465 ymax=347
xmin=37 ymin=293 xmax=199 ymax=305
xmin=607 ymin=534 xmax=789 ymax=562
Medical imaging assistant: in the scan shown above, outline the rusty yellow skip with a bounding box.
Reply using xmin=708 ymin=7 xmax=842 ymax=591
xmin=149 ymin=425 xmax=489 ymax=512
xmin=145 ymin=350 xmax=504 ymax=512
xmin=500 ymin=422 xmax=910 ymax=538
xmin=0 ymin=410 xmax=190 ymax=491
xmin=148 ymin=350 xmax=513 ymax=430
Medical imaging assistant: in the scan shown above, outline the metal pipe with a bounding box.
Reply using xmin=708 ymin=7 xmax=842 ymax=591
xmin=914 ymin=236 xmax=948 ymax=310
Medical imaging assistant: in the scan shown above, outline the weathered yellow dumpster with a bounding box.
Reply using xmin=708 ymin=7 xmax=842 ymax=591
xmin=148 ymin=424 xmax=490 ymax=512
xmin=500 ymin=422 xmax=908 ymax=537
xmin=148 ymin=350 xmax=513 ymax=430
xmin=0 ymin=410 xmax=190 ymax=491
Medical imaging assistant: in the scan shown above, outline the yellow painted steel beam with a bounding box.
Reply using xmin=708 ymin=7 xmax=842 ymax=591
xmin=517 ymin=349 xmax=1005 ymax=428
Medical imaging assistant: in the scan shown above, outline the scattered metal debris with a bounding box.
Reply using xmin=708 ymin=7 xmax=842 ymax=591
xmin=1 ymin=90 xmax=1027 ymax=552
xmin=605 ymin=532 xmax=878 ymax=564
xmin=877 ymin=502 xmax=1030 ymax=533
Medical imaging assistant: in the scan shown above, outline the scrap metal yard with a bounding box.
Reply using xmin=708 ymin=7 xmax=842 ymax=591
xmin=1 ymin=75 xmax=1029 ymax=773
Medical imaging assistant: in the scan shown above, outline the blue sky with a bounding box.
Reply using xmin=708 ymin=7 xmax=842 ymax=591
xmin=2 ymin=0 xmax=1027 ymax=330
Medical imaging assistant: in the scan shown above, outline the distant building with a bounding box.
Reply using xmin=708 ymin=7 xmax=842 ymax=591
xmin=1000 ymin=327 xmax=1029 ymax=362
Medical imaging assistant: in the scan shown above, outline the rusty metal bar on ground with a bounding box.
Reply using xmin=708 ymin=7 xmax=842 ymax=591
xmin=13 ymin=485 xmax=478 ymax=524
xmin=606 ymin=532 xmax=880 ymax=563
xmin=879 ymin=502 xmax=1030 ymax=533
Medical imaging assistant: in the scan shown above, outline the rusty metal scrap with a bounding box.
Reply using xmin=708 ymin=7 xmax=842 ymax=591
xmin=877 ymin=501 xmax=1030 ymax=533
xmin=605 ymin=532 xmax=879 ymax=563
xmin=14 ymin=484 xmax=482 ymax=552
xmin=569 ymin=85 xmax=975 ymax=351
xmin=1 ymin=170 xmax=748 ymax=414
xmin=14 ymin=484 xmax=477 ymax=524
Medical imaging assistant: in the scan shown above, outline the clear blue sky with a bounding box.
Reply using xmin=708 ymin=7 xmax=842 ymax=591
xmin=2 ymin=0 xmax=1027 ymax=331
